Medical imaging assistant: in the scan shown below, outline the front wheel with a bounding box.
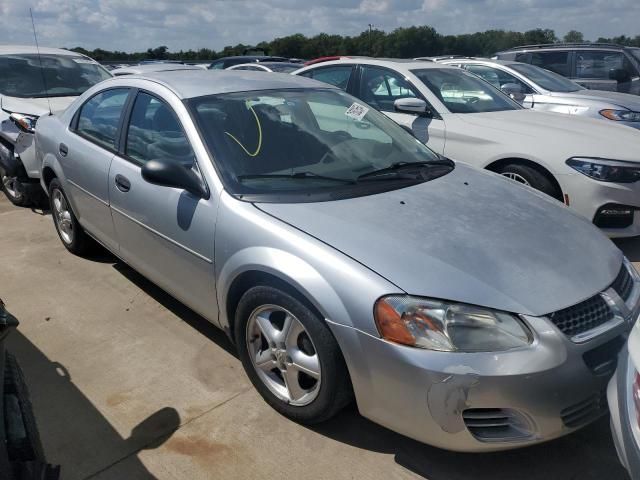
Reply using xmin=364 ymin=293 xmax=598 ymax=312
xmin=235 ymin=286 xmax=352 ymax=424
xmin=0 ymin=167 xmax=30 ymax=207
xmin=498 ymin=163 xmax=561 ymax=200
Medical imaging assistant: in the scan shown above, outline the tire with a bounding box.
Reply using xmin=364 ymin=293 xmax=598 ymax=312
xmin=3 ymin=352 xmax=45 ymax=463
xmin=498 ymin=163 xmax=561 ymax=200
xmin=235 ymin=285 xmax=352 ymax=424
xmin=48 ymin=178 xmax=93 ymax=256
xmin=0 ymin=166 xmax=31 ymax=207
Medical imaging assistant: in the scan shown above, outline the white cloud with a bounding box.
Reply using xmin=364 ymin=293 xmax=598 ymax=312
xmin=0 ymin=0 xmax=636 ymax=53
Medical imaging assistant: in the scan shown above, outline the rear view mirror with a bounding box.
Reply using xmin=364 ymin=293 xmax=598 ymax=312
xmin=394 ymin=98 xmax=429 ymax=116
xmin=609 ymin=68 xmax=631 ymax=83
xmin=141 ymin=158 xmax=209 ymax=199
xmin=500 ymin=83 xmax=526 ymax=103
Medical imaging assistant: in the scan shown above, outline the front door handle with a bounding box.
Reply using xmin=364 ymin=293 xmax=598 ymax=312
xmin=59 ymin=143 xmax=68 ymax=157
xmin=114 ymin=174 xmax=131 ymax=193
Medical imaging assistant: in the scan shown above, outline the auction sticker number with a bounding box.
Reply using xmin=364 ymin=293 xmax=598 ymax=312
xmin=345 ymin=102 xmax=369 ymax=121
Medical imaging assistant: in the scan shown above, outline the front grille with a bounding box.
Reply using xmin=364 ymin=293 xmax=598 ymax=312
xmin=462 ymin=408 xmax=531 ymax=442
xmin=550 ymin=295 xmax=613 ymax=338
xmin=561 ymin=392 xmax=607 ymax=428
xmin=611 ymin=264 xmax=633 ymax=302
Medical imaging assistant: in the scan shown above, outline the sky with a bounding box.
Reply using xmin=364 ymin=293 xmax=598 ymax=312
xmin=0 ymin=0 xmax=637 ymax=52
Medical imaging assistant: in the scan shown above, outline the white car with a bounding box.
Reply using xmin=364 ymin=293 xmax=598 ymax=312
xmin=226 ymin=62 xmax=303 ymax=73
xmin=294 ymin=59 xmax=640 ymax=237
xmin=0 ymin=45 xmax=111 ymax=206
xmin=110 ymin=63 xmax=202 ymax=76
xmin=431 ymin=57 xmax=640 ymax=130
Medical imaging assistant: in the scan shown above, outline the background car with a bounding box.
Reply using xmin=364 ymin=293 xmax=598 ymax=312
xmin=110 ymin=63 xmax=202 ymax=76
xmin=608 ymin=291 xmax=640 ymax=480
xmin=35 ymin=69 xmax=639 ymax=452
xmin=432 ymin=57 xmax=640 ymax=129
xmin=0 ymin=45 xmax=111 ymax=206
xmin=293 ymin=58 xmax=640 ymax=237
xmin=208 ymin=55 xmax=292 ymax=70
xmin=493 ymin=43 xmax=640 ymax=95
xmin=226 ymin=62 xmax=304 ymax=73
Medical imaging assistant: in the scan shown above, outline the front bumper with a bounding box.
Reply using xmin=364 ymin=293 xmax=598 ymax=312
xmin=608 ymin=347 xmax=640 ymax=478
xmin=557 ymin=173 xmax=640 ymax=238
xmin=331 ymin=311 xmax=632 ymax=452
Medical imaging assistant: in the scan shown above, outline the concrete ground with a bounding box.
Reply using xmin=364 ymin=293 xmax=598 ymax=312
xmin=1 ymin=194 xmax=638 ymax=480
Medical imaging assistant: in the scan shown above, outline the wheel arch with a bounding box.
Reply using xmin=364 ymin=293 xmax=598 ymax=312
xmin=484 ymin=157 xmax=564 ymax=201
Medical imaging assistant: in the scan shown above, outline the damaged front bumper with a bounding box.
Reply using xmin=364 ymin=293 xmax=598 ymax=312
xmin=330 ymin=312 xmax=630 ymax=452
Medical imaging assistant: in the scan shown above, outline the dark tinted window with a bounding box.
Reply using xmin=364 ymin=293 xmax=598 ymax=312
xmin=359 ymin=66 xmax=419 ymax=112
xmin=300 ymin=66 xmax=352 ymax=90
xmin=125 ymin=92 xmax=194 ymax=167
xmin=76 ymin=89 xmax=129 ymax=149
xmin=575 ymin=51 xmax=629 ymax=79
xmin=528 ymin=51 xmax=570 ymax=76
xmin=510 ymin=63 xmax=583 ymax=92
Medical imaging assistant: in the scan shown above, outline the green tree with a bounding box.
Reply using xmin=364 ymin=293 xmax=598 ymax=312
xmin=563 ymin=30 xmax=584 ymax=43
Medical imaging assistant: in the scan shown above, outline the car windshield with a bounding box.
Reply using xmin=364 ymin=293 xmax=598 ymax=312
xmin=0 ymin=54 xmax=111 ymax=98
xmin=189 ymin=88 xmax=451 ymax=201
xmin=509 ymin=63 xmax=583 ymax=92
xmin=411 ymin=68 xmax=521 ymax=113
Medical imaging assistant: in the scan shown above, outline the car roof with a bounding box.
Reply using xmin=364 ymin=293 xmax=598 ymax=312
xmin=0 ymin=45 xmax=85 ymax=56
xmin=300 ymin=58 xmax=454 ymax=70
xmin=111 ymin=64 xmax=202 ymax=76
xmin=108 ymin=69 xmax=334 ymax=99
xmin=438 ymin=57 xmax=520 ymax=67
xmin=497 ymin=43 xmax=630 ymax=53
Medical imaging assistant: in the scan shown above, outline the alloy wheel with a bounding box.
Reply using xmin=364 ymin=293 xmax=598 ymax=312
xmin=1 ymin=170 xmax=23 ymax=202
xmin=52 ymin=189 xmax=74 ymax=245
xmin=246 ymin=305 xmax=321 ymax=406
xmin=501 ymin=172 xmax=531 ymax=186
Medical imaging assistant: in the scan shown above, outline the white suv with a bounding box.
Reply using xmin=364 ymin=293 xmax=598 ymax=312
xmin=294 ymin=58 xmax=640 ymax=237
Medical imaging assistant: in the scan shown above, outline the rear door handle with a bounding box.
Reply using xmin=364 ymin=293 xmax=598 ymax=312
xmin=59 ymin=143 xmax=68 ymax=157
xmin=114 ymin=174 xmax=131 ymax=193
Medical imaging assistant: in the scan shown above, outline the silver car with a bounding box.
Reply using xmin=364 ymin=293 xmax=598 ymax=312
xmin=433 ymin=57 xmax=640 ymax=129
xmin=35 ymin=70 xmax=640 ymax=452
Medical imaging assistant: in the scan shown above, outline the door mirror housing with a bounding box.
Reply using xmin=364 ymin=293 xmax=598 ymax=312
xmin=394 ymin=98 xmax=430 ymax=116
xmin=141 ymin=158 xmax=209 ymax=199
xmin=500 ymin=83 xmax=526 ymax=103
xmin=609 ymin=68 xmax=631 ymax=83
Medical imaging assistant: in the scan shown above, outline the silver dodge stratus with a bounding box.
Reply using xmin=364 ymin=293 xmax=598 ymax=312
xmin=35 ymin=70 xmax=640 ymax=451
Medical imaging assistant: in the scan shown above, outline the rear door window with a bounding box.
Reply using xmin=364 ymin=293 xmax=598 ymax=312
xmin=528 ymin=52 xmax=571 ymax=76
xmin=75 ymin=88 xmax=130 ymax=150
xmin=575 ymin=51 xmax=630 ymax=79
xmin=125 ymin=92 xmax=195 ymax=167
xmin=299 ymin=66 xmax=353 ymax=91
xmin=464 ymin=65 xmax=533 ymax=93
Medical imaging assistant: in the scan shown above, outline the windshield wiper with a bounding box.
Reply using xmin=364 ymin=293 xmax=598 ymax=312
xmin=357 ymin=159 xmax=454 ymax=181
xmin=237 ymin=171 xmax=356 ymax=184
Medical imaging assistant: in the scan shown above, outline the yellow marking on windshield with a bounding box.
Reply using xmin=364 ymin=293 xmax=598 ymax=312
xmin=224 ymin=104 xmax=263 ymax=157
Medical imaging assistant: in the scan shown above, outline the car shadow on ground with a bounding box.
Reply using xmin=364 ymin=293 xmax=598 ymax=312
xmin=615 ymin=238 xmax=640 ymax=262
xmin=108 ymin=256 xmax=632 ymax=480
xmin=7 ymin=330 xmax=180 ymax=480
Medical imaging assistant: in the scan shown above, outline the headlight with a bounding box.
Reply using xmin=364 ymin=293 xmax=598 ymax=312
xmin=566 ymin=158 xmax=640 ymax=183
xmin=9 ymin=113 xmax=37 ymax=134
xmin=600 ymin=109 xmax=640 ymax=122
xmin=373 ymin=296 xmax=532 ymax=352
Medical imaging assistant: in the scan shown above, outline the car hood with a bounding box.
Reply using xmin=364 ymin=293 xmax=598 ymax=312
xmin=454 ymin=109 xmax=640 ymax=161
xmin=0 ymin=95 xmax=76 ymax=117
xmin=569 ymin=89 xmax=640 ymax=110
xmin=256 ymin=164 xmax=622 ymax=317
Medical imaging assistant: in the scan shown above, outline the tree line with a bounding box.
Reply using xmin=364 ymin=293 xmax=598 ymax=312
xmin=69 ymin=26 xmax=640 ymax=63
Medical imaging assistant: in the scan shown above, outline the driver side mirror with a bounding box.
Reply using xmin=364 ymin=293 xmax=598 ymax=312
xmin=394 ymin=98 xmax=432 ymax=117
xmin=141 ymin=158 xmax=209 ymax=199
xmin=500 ymin=83 xmax=526 ymax=103
xmin=609 ymin=68 xmax=631 ymax=83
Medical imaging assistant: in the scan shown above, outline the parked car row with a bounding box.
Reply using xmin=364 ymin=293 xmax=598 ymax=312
xmin=1 ymin=43 xmax=640 ymax=472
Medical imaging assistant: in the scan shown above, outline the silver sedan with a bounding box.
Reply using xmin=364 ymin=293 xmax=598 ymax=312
xmin=35 ymin=70 xmax=640 ymax=452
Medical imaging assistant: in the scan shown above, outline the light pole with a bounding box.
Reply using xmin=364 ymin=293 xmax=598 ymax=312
xmin=368 ymin=23 xmax=373 ymax=56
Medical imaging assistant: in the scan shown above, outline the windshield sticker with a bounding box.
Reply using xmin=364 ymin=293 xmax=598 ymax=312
xmin=72 ymin=58 xmax=98 ymax=64
xmin=345 ymin=102 xmax=369 ymax=121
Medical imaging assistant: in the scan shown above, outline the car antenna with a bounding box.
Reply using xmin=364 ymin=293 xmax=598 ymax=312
xmin=30 ymin=7 xmax=52 ymax=115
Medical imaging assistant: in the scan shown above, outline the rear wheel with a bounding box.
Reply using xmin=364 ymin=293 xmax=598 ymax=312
xmin=235 ymin=285 xmax=351 ymax=424
xmin=498 ymin=163 xmax=561 ymax=200
xmin=48 ymin=178 xmax=93 ymax=256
